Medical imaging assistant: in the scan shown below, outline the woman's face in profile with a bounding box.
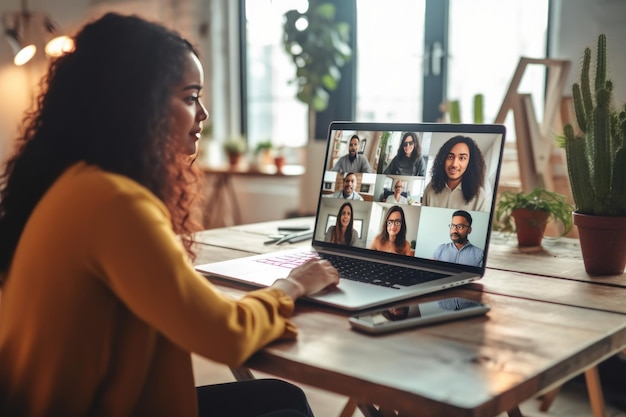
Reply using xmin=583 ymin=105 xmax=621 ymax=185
xmin=339 ymin=206 xmax=352 ymax=228
xmin=168 ymin=52 xmax=209 ymax=155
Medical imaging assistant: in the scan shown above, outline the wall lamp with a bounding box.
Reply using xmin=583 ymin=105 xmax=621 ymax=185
xmin=2 ymin=0 xmax=74 ymax=66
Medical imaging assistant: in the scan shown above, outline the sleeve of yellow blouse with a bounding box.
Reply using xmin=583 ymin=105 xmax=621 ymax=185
xmin=243 ymin=288 xmax=298 ymax=338
xmin=86 ymin=186 xmax=298 ymax=367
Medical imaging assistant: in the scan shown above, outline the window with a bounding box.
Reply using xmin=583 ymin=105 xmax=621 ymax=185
xmin=447 ymin=0 xmax=550 ymax=128
xmin=355 ymin=1 xmax=426 ymax=122
xmin=242 ymin=1 xmax=550 ymax=150
xmin=245 ymin=0 xmax=308 ymax=150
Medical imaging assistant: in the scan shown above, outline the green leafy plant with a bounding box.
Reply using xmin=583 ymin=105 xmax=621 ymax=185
xmin=283 ymin=1 xmax=351 ymax=140
xmin=376 ymin=131 xmax=391 ymax=174
xmin=254 ymin=140 xmax=274 ymax=155
xmin=282 ymin=2 xmax=351 ymax=112
xmin=495 ymin=188 xmax=573 ymax=235
xmin=558 ymin=34 xmax=626 ymax=216
xmin=223 ymin=136 xmax=247 ymax=155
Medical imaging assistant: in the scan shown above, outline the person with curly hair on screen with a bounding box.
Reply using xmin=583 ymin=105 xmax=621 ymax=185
xmin=422 ymin=135 xmax=489 ymax=211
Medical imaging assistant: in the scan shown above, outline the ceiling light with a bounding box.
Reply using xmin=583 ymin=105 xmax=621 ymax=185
xmin=2 ymin=1 xmax=73 ymax=66
xmin=42 ymin=16 xmax=74 ymax=57
xmin=44 ymin=35 xmax=74 ymax=57
xmin=4 ymin=27 xmax=36 ymax=66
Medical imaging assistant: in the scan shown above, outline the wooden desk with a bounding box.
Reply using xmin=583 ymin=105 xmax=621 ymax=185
xmin=192 ymin=218 xmax=626 ymax=417
xmin=479 ymin=233 xmax=626 ymax=417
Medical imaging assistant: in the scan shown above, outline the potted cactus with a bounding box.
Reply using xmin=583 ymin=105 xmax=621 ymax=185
xmin=560 ymin=34 xmax=626 ymax=275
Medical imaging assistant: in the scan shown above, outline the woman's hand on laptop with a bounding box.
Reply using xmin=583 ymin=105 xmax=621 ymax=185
xmin=272 ymin=260 xmax=339 ymax=300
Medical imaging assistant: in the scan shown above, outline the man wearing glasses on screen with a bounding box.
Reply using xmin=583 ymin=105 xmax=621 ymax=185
xmin=432 ymin=210 xmax=484 ymax=267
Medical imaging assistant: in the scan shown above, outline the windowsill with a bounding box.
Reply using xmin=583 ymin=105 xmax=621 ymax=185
xmin=199 ymin=162 xmax=304 ymax=177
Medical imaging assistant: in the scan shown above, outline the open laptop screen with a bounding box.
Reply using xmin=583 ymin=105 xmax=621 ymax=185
xmin=312 ymin=122 xmax=506 ymax=274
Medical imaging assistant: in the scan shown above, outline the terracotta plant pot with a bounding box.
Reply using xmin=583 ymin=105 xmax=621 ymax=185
xmin=573 ymin=212 xmax=626 ymax=275
xmin=511 ymin=208 xmax=549 ymax=247
xmin=227 ymin=152 xmax=241 ymax=167
xmin=274 ymin=156 xmax=285 ymax=174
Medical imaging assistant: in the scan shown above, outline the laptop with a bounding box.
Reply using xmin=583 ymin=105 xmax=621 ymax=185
xmin=195 ymin=121 xmax=506 ymax=311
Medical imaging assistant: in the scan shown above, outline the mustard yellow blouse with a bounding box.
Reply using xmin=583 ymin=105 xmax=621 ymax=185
xmin=0 ymin=162 xmax=296 ymax=417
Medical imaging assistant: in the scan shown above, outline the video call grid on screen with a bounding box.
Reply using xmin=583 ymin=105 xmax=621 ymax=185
xmin=313 ymin=126 xmax=505 ymax=269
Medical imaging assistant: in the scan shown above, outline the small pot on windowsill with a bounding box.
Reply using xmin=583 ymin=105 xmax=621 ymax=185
xmin=223 ymin=136 xmax=247 ymax=168
xmin=227 ymin=152 xmax=242 ymax=168
xmin=274 ymin=156 xmax=285 ymax=174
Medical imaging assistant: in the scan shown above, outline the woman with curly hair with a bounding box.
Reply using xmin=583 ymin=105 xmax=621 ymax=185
xmin=383 ymin=132 xmax=427 ymax=176
xmin=370 ymin=205 xmax=412 ymax=255
xmin=324 ymin=202 xmax=357 ymax=245
xmin=422 ymin=135 xmax=489 ymax=211
xmin=0 ymin=13 xmax=337 ymax=417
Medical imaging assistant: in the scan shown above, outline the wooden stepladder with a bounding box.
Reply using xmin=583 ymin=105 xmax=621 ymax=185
xmin=494 ymin=58 xmax=571 ymax=193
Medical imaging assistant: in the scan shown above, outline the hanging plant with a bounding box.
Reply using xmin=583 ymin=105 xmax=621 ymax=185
xmin=283 ymin=1 xmax=352 ymax=140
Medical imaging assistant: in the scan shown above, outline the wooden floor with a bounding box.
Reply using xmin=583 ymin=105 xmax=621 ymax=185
xmin=192 ymin=354 xmax=626 ymax=417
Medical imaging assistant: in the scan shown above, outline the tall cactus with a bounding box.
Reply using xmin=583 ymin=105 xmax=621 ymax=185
xmin=561 ymin=34 xmax=626 ymax=216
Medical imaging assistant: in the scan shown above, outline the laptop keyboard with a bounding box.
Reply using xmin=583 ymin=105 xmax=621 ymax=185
xmin=256 ymin=251 xmax=450 ymax=289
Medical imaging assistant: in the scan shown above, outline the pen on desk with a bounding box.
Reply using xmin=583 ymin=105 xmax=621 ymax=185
xmin=283 ymin=231 xmax=313 ymax=244
xmin=276 ymin=230 xmax=312 ymax=245
xmin=263 ymin=234 xmax=285 ymax=245
xmin=277 ymin=225 xmax=311 ymax=232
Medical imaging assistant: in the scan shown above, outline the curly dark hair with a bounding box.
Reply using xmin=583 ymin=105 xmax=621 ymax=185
xmin=0 ymin=13 xmax=203 ymax=280
xmin=428 ymin=136 xmax=485 ymax=203
xmin=395 ymin=132 xmax=422 ymax=161
xmin=377 ymin=205 xmax=408 ymax=253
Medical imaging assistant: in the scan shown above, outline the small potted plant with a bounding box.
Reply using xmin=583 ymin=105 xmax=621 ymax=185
xmin=273 ymin=145 xmax=286 ymax=174
xmin=495 ymin=187 xmax=573 ymax=247
xmin=559 ymin=34 xmax=626 ymax=275
xmin=223 ymin=136 xmax=247 ymax=167
xmin=253 ymin=140 xmax=274 ymax=168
